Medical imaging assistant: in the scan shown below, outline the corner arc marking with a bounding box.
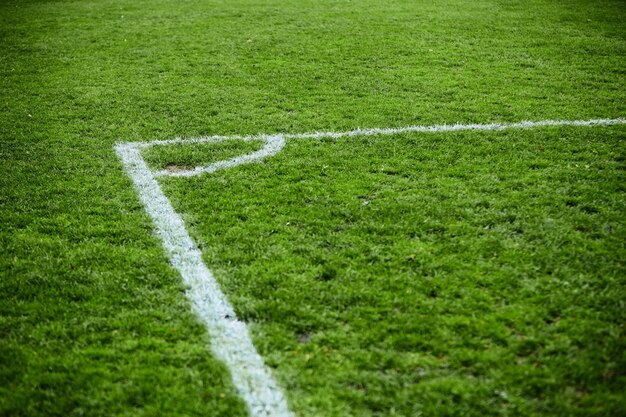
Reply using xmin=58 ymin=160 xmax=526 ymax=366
xmin=152 ymin=134 xmax=286 ymax=178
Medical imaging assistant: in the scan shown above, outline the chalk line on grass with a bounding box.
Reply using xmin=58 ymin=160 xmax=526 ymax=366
xmin=150 ymin=134 xmax=286 ymax=178
xmin=143 ymin=117 xmax=626 ymax=177
xmin=116 ymin=117 xmax=625 ymax=416
xmin=115 ymin=142 xmax=293 ymax=417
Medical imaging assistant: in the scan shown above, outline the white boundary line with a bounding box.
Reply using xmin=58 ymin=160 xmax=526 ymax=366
xmin=115 ymin=117 xmax=625 ymax=417
xmin=150 ymin=135 xmax=286 ymax=178
xmin=140 ymin=117 xmax=626 ymax=178
xmin=115 ymin=142 xmax=293 ymax=417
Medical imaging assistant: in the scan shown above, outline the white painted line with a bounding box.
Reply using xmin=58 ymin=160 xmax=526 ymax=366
xmin=141 ymin=117 xmax=626 ymax=177
xmin=282 ymin=117 xmax=626 ymax=140
xmin=116 ymin=116 xmax=625 ymax=416
xmin=115 ymin=142 xmax=293 ymax=417
xmin=152 ymin=135 xmax=285 ymax=178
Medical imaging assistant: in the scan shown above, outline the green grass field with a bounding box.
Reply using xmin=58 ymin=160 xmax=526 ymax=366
xmin=1 ymin=1 xmax=625 ymax=416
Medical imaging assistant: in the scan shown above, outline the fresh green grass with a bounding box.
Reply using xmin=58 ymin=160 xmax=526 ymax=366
xmin=1 ymin=0 xmax=625 ymax=416
xmin=159 ymin=126 xmax=626 ymax=416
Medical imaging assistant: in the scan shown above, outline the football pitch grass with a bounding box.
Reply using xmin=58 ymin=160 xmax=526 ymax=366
xmin=2 ymin=1 xmax=625 ymax=416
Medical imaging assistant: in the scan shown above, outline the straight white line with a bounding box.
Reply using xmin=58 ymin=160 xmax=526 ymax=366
xmin=139 ymin=118 xmax=626 ymax=177
xmin=138 ymin=117 xmax=626 ymax=147
xmin=115 ymin=117 xmax=625 ymax=416
xmin=115 ymin=143 xmax=293 ymax=417
xmin=283 ymin=117 xmax=626 ymax=140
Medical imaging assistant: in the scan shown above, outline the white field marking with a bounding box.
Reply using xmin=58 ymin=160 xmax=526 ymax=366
xmin=149 ymin=135 xmax=286 ymax=178
xmin=115 ymin=142 xmax=293 ymax=417
xmin=116 ymin=117 xmax=625 ymax=416
xmin=142 ymin=117 xmax=626 ymax=177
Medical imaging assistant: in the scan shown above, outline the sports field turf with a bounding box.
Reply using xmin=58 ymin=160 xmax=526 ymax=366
xmin=1 ymin=1 xmax=625 ymax=416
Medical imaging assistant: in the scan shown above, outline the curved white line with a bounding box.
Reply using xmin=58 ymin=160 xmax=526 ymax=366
xmin=153 ymin=135 xmax=286 ymax=178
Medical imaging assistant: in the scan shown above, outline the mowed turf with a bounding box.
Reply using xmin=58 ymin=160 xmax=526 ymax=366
xmin=153 ymin=126 xmax=626 ymax=416
xmin=1 ymin=1 xmax=625 ymax=416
